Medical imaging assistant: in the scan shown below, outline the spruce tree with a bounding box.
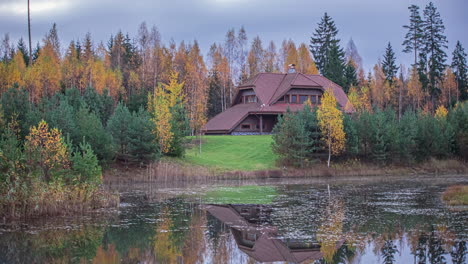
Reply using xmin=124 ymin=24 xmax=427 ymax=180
xmin=107 ymin=102 xmax=132 ymax=158
xmin=75 ymin=106 xmax=113 ymax=163
xmin=343 ymin=61 xmax=358 ymax=93
xmin=382 ymin=42 xmax=399 ymax=86
xmin=127 ymin=108 xmax=160 ymax=163
xmin=402 ymin=5 xmax=424 ymax=66
xmin=323 ymin=41 xmax=345 ymax=87
xmin=421 ymin=2 xmax=448 ymax=102
xmin=310 ymin=13 xmax=340 ymax=74
xmin=451 ymin=41 xmax=468 ymax=100
xmin=272 ymin=107 xmax=315 ymax=167
xmin=17 ymin=38 xmax=30 ymax=66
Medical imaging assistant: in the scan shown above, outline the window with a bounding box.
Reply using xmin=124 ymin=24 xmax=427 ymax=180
xmin=300 ymin=95 xmax=308 ymax=104
xmin=291 ymin=95 xmax=297 ymax=103
xmin=284 ymin=95 xmax=289 ymax=103
xmin=245 ymin=232 xmax=257 ymax=242
xmin=247 ymin=96 xmax=257 ymax=103
xmin=311 ymin=95 xmax=317 ymax=104
xmin=317 ymin=95 xmax=322 ymax=104
xmin=241 ymin=124 xmax=251 ymax=129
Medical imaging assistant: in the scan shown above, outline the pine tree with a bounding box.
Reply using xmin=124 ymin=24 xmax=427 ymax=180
xmin=402 ymin=5 xmax=424 ymax=66
xmin=382 ymin=42 xmax=399 ymax=86
xmin=451 ymin=41 xmax=468 ymax=100
xmin=323 ymin=41 xmax=345 ymax=87
xmin=421 ymin=2 xmax=448 ymax=103
xmin=310 ymin=12 xmax=340 ymax=74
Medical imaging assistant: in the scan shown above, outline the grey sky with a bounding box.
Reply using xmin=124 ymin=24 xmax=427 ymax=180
xmin=1 ymin=0 xmax=467 ymax=72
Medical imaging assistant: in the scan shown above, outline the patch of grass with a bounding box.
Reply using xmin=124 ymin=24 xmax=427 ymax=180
xmin=184 ymin=135 xmax=277 ymax=171
xmin=442 ymin=185 xmax=468 ymax=206
xmin=203 ymin=185 xmax=278 ymax=204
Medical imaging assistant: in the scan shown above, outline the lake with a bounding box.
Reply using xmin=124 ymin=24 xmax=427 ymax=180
xmin=0 ymin=175 xmax=467 ymax=263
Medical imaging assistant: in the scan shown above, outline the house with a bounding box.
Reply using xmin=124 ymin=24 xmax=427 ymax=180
xmin=205 ymin=204 xmax=344 ymax=263
xmin=203 ymin=67 xmax=354 ymax=135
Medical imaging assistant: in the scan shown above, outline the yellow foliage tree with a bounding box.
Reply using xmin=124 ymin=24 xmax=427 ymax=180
xmin=317 ymin=199 xmax=345 ymax=262
xmin=347 ymin=86 xmax=371 ymax=114
xmin=284 ymin=40 xmax=298 ymax=72
xmin=25 ymin=120 xmax=70 ymax=182
xmin=441 ymin=68 xmax=458 ymax=107
xmin=148 ymin=72 xmax=185 ymax=154
xmin=435 ymin=105 xmax=448 ymax=120
xmin=317 ymin=89 xmax=346 ymax=167
xmin=407 ymin=66 xmax=425 ymax=110
xmin=154 ymin=210 xmax=181 ymax=263
xmin=6 ymin=50 xmax=26 ymax=88
xmin=62 ymin=41 xmax=84 ymax=92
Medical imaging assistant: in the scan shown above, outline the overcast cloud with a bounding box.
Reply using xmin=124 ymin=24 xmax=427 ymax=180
xmin=1 ymin=0 xmax=467 ymax=72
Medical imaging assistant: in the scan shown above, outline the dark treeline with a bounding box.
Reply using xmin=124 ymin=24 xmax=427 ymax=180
xmin=272 ymin=102 xmax=468 ymax=167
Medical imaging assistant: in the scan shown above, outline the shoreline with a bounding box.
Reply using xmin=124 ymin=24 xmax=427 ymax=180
xmin=103 ymin=158 xmax=468 ymax=184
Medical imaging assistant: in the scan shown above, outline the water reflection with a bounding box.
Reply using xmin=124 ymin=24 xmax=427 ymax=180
xmin=0 ymin=176 xmax=466 ymax=264
xmin=206 ymin=204 xmax=334 ymax=263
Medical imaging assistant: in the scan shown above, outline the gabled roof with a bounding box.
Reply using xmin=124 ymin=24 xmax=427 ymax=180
xmin=204 ymin=72 xmax=354 ymax=132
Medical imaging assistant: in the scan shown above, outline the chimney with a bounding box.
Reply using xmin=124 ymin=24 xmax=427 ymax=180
xmin=287 ymin=64 xmax=296 ymax=73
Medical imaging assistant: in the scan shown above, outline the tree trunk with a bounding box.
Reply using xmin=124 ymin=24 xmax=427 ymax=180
xmin=27 ymin=0 xmax=32 ymax=66
xmin=398 ymin=83 xmax=402 ymax=121
xmin=327 ymin=128 xmax=331 ymax=168
xmin=199 ymin=132 xmax=202 ymax=155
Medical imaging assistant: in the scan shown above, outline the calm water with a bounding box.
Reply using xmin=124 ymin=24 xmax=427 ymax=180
xmin=0 ymin=175 xmax=467 ymax=264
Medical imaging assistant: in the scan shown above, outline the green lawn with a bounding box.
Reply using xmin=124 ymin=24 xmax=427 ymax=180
xmin=203 ymin=185 xmax=278 ymax=204
xmin=184 ymin=135 xmax=277 ymax=171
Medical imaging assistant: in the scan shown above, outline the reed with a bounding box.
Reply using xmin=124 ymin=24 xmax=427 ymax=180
xmin=0 ymin=181 xmax=119 ymax=220
xmin=103 ymin=158 xmax=468 ymax=184
xmin=442 ymin=185 xmax=468 ymax=205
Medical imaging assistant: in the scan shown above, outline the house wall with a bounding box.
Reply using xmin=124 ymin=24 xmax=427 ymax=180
xmin=232 ymin=115 xmax=277 ymax=133
xmin=286 ymin=88 xmax=322 ymax=95
xmin=236 ymin=89 xmax=256 ymax=104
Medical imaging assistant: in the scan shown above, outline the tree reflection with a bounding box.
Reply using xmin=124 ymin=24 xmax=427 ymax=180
xmin=92 ymin=244 xmax=120 ymax=264
xmin=316 ymin=198 xmax=345 ymax=263
xmin=450 ymin=241 xmax=467 ymax=264
xmin=153 ymin=209 xmax=182 ymax=264
xmin=381 ymin=240 xmax=398 ymax=264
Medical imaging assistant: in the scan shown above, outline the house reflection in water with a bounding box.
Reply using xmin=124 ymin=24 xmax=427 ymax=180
xmin=205 ymin=204 xmax=343 ymax=263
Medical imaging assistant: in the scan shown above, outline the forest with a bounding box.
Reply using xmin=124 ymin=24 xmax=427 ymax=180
xmin=0 ymin=2 xmax=467 ymax=218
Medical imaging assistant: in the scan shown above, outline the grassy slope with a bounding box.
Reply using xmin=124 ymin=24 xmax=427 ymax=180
xmin=184 ymin=135 xmax=277 ymax=171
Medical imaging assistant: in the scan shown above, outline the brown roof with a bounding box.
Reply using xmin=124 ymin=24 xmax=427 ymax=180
xmin=204 ymin=103 xmax=261 ymax=132
xmin=204 ymin=72 xmax=354 ymax=132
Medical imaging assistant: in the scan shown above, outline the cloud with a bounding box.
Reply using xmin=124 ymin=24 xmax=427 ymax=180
xmin=0 ymin=0 xmax=73 ymax=16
